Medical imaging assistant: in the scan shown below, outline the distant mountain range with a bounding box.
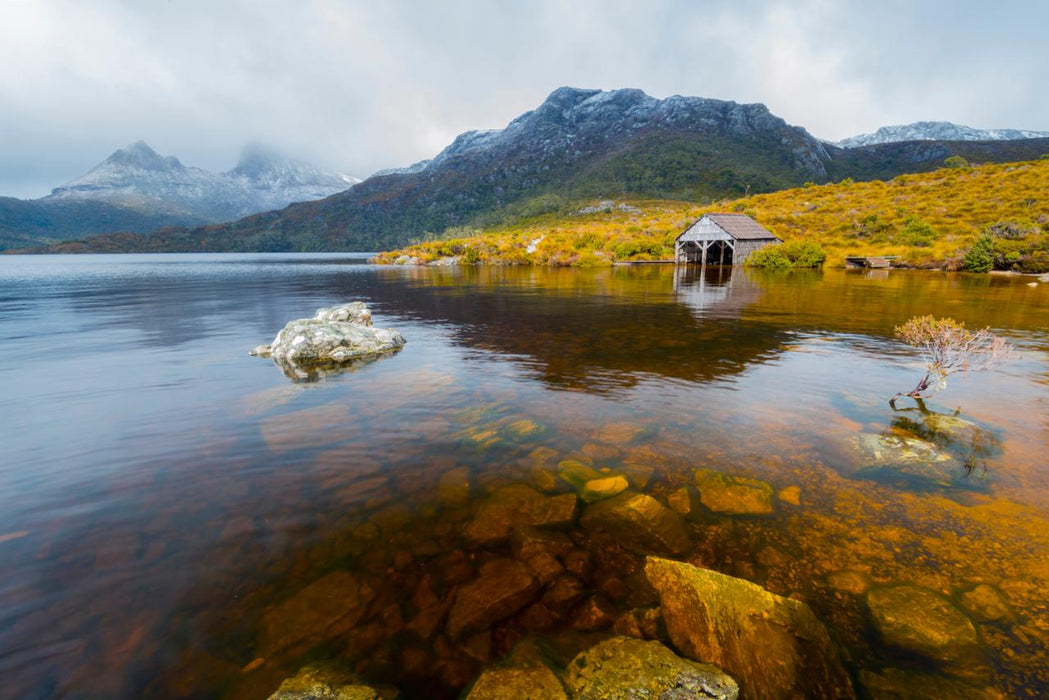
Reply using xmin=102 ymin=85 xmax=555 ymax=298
xmin=838 ymin=121 xmax=1049 ymax=148
xmin=8 ymin=88 xmax=1049 ymax=253
xmin=0 ymin=142 xmax=357 ymax=250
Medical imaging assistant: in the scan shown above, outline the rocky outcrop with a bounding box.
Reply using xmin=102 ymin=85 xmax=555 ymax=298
xmin=567 ymin=637 xmax=738 ymax=700
xmin=866 ymin=585 xmax=982 ymax=668
xmin=251 ymin=303 xmax=405 ymax=379
xmin=581 ymin=492 xmax=690 ymax=556
xmin=645 ymin=557 xmax=854 ymax=700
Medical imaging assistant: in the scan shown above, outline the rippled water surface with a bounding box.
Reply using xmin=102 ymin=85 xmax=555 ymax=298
xmin=1 ymin=254 xmax=1047 ymax=698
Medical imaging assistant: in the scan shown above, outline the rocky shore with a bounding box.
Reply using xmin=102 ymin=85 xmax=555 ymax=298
xmin=231 ymin=428 xmax=1005 ymax=699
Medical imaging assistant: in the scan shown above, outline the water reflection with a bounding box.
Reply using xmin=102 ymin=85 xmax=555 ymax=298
xmin=672 ymin=265 xmax=763 ymax=319
xmin=0 ymin=256 xmax=1048 ymax=698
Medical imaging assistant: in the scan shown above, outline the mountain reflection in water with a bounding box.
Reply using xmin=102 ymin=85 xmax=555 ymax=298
xmin=0 ymin=255 xmax=1047 ymax=698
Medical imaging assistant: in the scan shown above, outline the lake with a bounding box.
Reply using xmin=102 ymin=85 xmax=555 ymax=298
xmin=1 ymin=254 xmax=1047 ymax=698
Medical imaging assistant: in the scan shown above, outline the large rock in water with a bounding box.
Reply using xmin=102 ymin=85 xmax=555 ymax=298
xmin=251 ymin=302 xmax=405 ymax=376
xmin=567 ymin=636 xmax=739 ymax=699
xmin=645 ymin=557 xmax=854 ymax=700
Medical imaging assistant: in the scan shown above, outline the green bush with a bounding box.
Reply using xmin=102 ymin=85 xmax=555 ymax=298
xmin=944 ymin=155 xmax=969 ymax=169
xmin=746 ymin=239 xmax=826 ymax=269
xmin=895 ymin=217 xmax=937 ymax=247
xmin=962 ymin=235 xmax=994 ymax=272
xmin=461 ymin=246 xmax=481 ymax=264
xmin=745 ymin=246 xmax=791 ymax=269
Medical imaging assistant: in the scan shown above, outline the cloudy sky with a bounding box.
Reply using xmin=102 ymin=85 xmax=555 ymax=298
xmin=1 ymin=0 xmax=1046 ymax=197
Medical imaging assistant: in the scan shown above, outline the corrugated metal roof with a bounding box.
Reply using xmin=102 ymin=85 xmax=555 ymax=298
xmin=703 ymin=213 xmax=779 ymax=240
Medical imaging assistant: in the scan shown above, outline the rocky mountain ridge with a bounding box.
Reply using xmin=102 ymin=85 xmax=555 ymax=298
xmin=839 ymin=121 xmax=1049 ymax=148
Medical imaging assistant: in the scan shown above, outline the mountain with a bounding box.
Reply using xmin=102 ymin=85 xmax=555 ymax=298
xmin=839 ymin=121 xmax=1049 ymax=148
xmin=13 ymin=88 xmax=1049 ymax=254
xmin=65 ymin=87 xmax=834 ymax=252
xmin=0 ymin=142 xmax=357 ymax=250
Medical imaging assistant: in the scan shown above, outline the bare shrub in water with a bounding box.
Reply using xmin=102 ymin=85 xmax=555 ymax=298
xmin=891 ymin=316 xmax=1015 ymax=406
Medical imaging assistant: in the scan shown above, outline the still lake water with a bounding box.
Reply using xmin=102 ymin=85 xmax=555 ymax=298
xmin=1 ymin=254 xmax=1047 ymax=698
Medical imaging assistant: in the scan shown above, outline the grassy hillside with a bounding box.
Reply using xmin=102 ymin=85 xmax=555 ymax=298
xmin=374 ymin=158 xmax=1049 ymax=271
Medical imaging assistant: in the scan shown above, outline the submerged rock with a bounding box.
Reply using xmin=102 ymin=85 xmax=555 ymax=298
xmin=463 ymin=484 xmax=577 ymax=545
xmin=850 ymin=433 xmax=987 ymax=492
xmin=267 ymin=665 xmax=392 ymax=699
xmin=567 ymin=636 xmax=738 ymax=700
xmin=261 ymin=572 xmax=376 ymax=654
xmin=958 ymin=584 xmax=1014 ymax=624
xmin=580 ymin=492 xmax=690 ymax=556
xmin=437 ymin=467 xmax=473 ymax=508
xmin=446 ymin=559 xmax=540 ymax=638
xmin=866 ymin=585 xmax=982 ymax=667
xmin=251 ymin=302 xmax=405 ymax=379
xmin=465 ymin=666 xmax=567 ymax=699
xmin=854 ymin=433 xmax=952 ymax=466
xmin=557 ymin=459 xmax=603 ymax=490
xmin=693 ymin=469 xmax=775 ymax=516
xmin=580 ymin=475 xmax=630 ymax=503
xmin=645 ymin=557 xmax=855 ymax=700
xmin=666 ymin=486 xmax=702 ymax=518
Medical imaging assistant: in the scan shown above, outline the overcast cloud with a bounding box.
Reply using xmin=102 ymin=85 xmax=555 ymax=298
xmin=1 ymin=0 xmax=1046 ymax=198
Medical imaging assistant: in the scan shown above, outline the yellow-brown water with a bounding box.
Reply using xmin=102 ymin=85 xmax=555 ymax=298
xmin=1 ymin=255 xmax=1047 ymax=697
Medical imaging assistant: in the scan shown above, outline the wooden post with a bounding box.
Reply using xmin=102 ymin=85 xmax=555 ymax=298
xmin=718 ymin=241 xmax=725 ymax=265
xmin=701 ymin=241 xmax=708 ymax=267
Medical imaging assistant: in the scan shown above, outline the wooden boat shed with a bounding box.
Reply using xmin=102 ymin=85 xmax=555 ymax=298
xmin=675 ymin=213 xmax=781 ymax=266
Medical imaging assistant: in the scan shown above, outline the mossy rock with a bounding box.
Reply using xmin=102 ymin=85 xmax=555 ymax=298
xmin=645 ymin=557 xmax=855 ymax=700
xmin=567 ymin=636 xmax=738 ymax=699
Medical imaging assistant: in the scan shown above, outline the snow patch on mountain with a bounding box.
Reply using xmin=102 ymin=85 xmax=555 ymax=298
xmin=839 ymin=121 xmax=1049 ymax=148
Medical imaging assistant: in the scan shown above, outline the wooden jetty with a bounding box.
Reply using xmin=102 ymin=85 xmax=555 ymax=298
xmin=845 ymin=255 xmax=897 ymax=269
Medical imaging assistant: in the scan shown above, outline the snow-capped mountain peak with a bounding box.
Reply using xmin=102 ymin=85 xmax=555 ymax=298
xmin=838 ymin=121 xmax=1049 ymax=148
xmin=44 ymin=141 xmax=358 ymax=220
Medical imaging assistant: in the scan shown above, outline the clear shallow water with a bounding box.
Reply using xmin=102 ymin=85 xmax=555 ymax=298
xmin=0 ymin=254 xmax=1047 ymax=698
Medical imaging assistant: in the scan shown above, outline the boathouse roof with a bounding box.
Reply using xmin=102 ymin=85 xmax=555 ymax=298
xmin=677 ymin=213 xmax=780 ymax=242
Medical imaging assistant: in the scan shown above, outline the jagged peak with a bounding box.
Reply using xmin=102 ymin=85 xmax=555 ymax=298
xmin=103 ymin=141 xmax=183 ymax=171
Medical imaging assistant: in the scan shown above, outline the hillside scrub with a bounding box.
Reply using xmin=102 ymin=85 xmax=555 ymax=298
xmin=374 ymin=159 xmax=1049 ymax=270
